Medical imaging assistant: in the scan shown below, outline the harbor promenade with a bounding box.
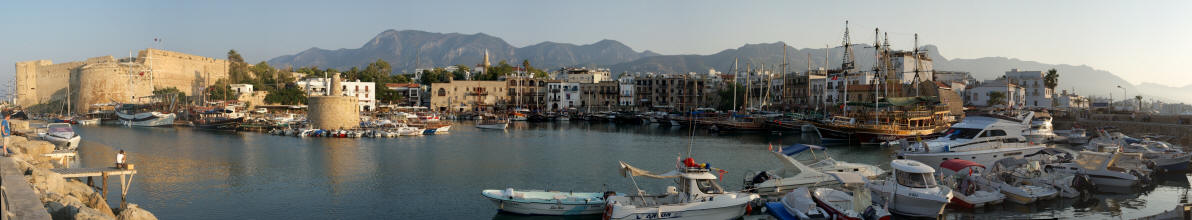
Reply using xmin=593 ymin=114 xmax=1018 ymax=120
xmin=1 ymin=157 xmax=52 ymax=220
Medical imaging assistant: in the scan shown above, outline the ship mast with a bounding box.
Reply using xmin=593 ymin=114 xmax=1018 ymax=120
xmin=732 ymin=58 xmax=738 ymax=112
xmin=840 ymin=20 xmax=855 ymax=115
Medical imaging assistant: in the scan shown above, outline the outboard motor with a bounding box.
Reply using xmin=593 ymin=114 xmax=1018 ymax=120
xmin=746 ymin=171 xmax=772 ymax=192
xmin=1071 ymin=174 xmax=1094 ymax=197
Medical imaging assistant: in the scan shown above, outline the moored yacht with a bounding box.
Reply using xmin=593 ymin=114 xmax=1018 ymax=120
xmin=116 ymin=103 xmax=177 ymax=127
xmin=606 ymin=160 xmax=759 ymax=220
xmin=1024 ymin=111 xmax=1057 ymax=143
xmin=867 ymin=159 xmax=953 ymax=218
xmin=1046 ymin=151 xmax=1143 ymax=188
xmin=745 ymin=144 xmax=883 ymax=197
xmin=38 ymin=123 xmax=81 ymax=151
xmin=898 ymin=111 xmax=1046 ymax=170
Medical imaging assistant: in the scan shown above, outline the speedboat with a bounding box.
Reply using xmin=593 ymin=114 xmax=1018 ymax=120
xmin=1056 ymin=128 xmax=1089 ymax=145
xmin=898 ymin=111 xmax=1047 ymax=170
xmin=481 ymin=188 xmax=612 ymax=215
xmin=809 ymin=172 xmax=891 ymax=220
xmin=606 ymin=159 xmax=759 ymax=220
xmin=745 ymin=144 xmax=882 ymax=197
xmin=867 ymin=159 xmax=952 ymax=218
xmin=1046 ymin=151 xmax=1143 ymax=188
xmin=988 ymin=158 xmax=1058 ymax=204
xmin=37 ymin=123 xmax=81 ymax=151
xmin=1123 ymin=138 xmax=1192 ymax=172
xmin=938 ymin=159 xmax=1004 ymax=208
xmin=1024 ymin=112 xmax=1057 ymax=144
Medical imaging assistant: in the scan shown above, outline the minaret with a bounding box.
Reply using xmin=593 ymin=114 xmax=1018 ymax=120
xmin=482 ymin=49 xmax=491 ymax=71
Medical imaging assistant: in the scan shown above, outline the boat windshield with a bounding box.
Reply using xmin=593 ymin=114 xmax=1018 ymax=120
xmin=944 ymin=128 xmax=982 ymax=139
xmin=896 ymin=171 xmax=938 ymax=188
xmin=695 ymin=179 xmax=724 ymax=194
xmin=48 ymin=126 xmax=73 ymax=133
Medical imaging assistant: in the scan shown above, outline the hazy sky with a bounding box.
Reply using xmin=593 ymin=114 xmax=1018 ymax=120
xmin=3 ymin=0 xmax=1190 ymax=87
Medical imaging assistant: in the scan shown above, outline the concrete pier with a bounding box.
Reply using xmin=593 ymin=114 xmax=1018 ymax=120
xmin=1 ymin=157 xmax=52 ymax=220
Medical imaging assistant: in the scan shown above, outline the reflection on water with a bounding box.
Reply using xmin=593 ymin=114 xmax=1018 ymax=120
xmin=69 ymin=122 xmax=1189 ymax=219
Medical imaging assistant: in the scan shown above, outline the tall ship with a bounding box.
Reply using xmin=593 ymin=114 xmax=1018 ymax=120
xmin=807 ymin=98 xmax=952 ymax=145
xmin=116 ymin=103 xmax=177 ymax=127
xmin=190 ymin=106 xmax=245 ymax=131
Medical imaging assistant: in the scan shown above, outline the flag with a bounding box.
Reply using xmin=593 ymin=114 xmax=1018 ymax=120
xmin=831 ymin=75 xmax=838 ymax=80
xmin=768 ymin=143 xmax=773 ymax=152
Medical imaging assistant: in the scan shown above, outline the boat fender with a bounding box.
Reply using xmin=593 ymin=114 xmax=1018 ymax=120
xmin=601 ymin=205 xmax=613 ymax=220
xmin=744 ymin=203 xmax=752 ymax=215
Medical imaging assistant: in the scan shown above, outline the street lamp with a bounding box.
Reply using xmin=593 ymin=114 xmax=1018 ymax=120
xmin=1116 ymin=85 xmax=1126 ymax=112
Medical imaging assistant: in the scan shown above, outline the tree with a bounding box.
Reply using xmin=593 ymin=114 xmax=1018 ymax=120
xmin=206 ymin=79 xmax=237 ymax=101
xmin=264 ymin=84 xmax=307 ymax=105
xmin=152 ymin=87 xmax=191 ymax=105
xmin=716 ymin=82 xmax=746 ymax=111
xmin=1045 ymin=68 xmax=1058 ymax=108
xmin=987 ymin=91 xmax=1006 ymax=107
xmin=1135 ymin=95 xmax=1143 ymax=112
xmin=227 ymin=50 xmax=251 ymax=84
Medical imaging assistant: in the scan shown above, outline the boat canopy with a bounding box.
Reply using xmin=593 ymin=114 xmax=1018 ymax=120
xmin=781 ymin=144 xmax=825 ymax=156
xmin=891 ymin=159 xmax=936 ymax=174
xmin=618 ymin=161 xmax=717 ymax=180
xmin=824 ymin=172 xmax=866 ymax=185
xmin=940 ymin=159 xmax=984 ymax=172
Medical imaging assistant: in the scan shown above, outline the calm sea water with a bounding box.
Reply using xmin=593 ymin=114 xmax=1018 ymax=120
xmin=69 ymin=122 xmax=1188 ymax=219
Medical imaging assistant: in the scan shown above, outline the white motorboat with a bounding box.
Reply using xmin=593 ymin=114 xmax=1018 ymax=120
xmin=898 ymin=111 xmax=1047 ymax=170
xmin=606 ymin=160 xmax=759 ymax=220
xmin=867 ymin=159 xmax=952 ymax=218
xmin=938 ymin=159 xmax=1004 ymax=208
xmin=988 ymin=158 xmax=1058 ymax=204
xmin=809 ymin=172 xmax=891 ymax=220
xmin=37 ymin=123 xmax=81 ymax=151
xmin=477 ymin=119 xmax=509 ymax=130
xmin=746 ymin=144 xmax=884 ymax=197
xmin=1122 ymin=137 xmax=1191 ymax=172
xmin=78 ymin=118 xmax=100 ymax=125
xmin=397 ymin=126 xmax=424 ymax=136
xmin=1046 ymin=151 xmax=1143 ymax=188
xmin=481 ymin=188 xmax=611 ymax=215
xmin=1056 ymin=128 xmax=1089 ymax=145
xmin=775 ymin=187 xmax=825 ymax=220
xmin=1024 ymin=112 xmax=1057 ymax=144
xmin=117 ymin=111 xmax=176 ymax=127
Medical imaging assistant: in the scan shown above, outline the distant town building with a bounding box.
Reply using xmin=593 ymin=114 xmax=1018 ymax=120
xmin=580 ymin=81 xmax=619 ymax=112
xmin=1004 ymin=69 xmax=1053 ymax=108
xmin=384 ymin=83 xmax=423 ymax=106
xmin=505 ymin=76 xmax=552 ymax=110
xmin=429 ymin=81 xmax=508 ymax=112
xmin=933 ymin=71 xmax=975 ymax=85
xmin=546 ymin=82 xmax=581 ymax=111
xmin=966 ymin=79 xmax=1026 ymax=108
xmin=556 ymin=67 xmax=611 ymax=83
xmin=230 ymin=84 xmax=254 ymax=95
xmin=618 ymin=76 xmax=637 ymax=108
xmin=1053 ymin=90 xmax=1089 ymax=110
xmin=888 ymin=51 xmax=934 ymax=84
xmin=297 ymin=77 xmax=376 ymax=111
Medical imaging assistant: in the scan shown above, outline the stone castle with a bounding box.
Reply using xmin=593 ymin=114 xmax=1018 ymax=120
xmin=15 ymin=48 xmax=229 ymax=112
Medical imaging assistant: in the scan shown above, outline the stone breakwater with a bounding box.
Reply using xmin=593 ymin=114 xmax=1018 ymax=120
xmin=4 ymin=120 xmax=157 ymax=220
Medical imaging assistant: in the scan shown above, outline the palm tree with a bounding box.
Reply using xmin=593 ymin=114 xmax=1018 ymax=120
xmin=1045 ymin=69 xmax=1059 ymax=108
xmin=1135 ymin=95 xmax=1143 ymax=112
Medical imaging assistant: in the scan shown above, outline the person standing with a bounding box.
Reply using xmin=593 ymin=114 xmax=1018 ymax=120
xmin=2 ymin=113 xmax=10 ymax=157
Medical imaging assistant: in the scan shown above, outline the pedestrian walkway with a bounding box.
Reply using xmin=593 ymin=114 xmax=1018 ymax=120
xmin=1 ymin=157 xmax=51 ymax=220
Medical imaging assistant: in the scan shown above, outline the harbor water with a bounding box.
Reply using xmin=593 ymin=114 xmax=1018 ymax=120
xmin=71 ymin=122 xmax=1189 ymax=219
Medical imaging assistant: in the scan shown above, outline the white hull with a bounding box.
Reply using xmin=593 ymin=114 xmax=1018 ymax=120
xmin=41 ymin=134 xmax=81 ymax=151
xmin=870 ymin=190 xmax=949 ymax=217
xmin=486 ymin=198 xmax=603 ymax=216
xmin=78 ymin=119 xmax=100 ymax=125
xmin=477 ymin=123 xmax=508 ymax=130
xmin=1088 ymin=175 xmax=1138 ymax=188
xmin=433 ymin=125 xmax=451 ymax=134
xmin=117 ymin=111 xmax=177 ymax=127
xmin=900 ymin=146 xmax=1046 ymax=170
xmin=609 ymin=200 xmax=751 ymax=220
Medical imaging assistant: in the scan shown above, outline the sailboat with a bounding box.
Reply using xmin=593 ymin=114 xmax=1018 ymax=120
xmin=117 ymin=50 xmax=177 ymax=127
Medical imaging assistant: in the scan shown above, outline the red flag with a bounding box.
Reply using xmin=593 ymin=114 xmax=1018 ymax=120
xmin=831 ymin=75 xmax=838 ymax=80
xmin=768 ymin=143 xmax=773 ymax=152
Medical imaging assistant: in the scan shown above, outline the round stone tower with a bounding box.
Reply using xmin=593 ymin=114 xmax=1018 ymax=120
xmin=307 ymin=74 xmax=360 ymax=129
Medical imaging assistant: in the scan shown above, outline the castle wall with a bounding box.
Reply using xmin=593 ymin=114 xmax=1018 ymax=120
xmin=139 ymin=48 xmax=229 ymax=96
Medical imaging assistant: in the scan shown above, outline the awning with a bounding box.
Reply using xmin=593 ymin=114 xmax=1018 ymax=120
xmin=781 ymin=144 xmax=825 ymax=156
xmin=940 ymin=159 xmax=984 ymax=172
xmin=619 ymin=161 xmax=680 ymax=179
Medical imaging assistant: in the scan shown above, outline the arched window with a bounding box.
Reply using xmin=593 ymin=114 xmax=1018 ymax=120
xmin=438 ymin=88 xmax=446 ymax=96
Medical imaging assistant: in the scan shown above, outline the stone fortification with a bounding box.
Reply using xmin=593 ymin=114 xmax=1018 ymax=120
xmin=308 ymin=75 xmax=360 ymax=129
xmin=14 ymin=48 xmax=228 ymax=112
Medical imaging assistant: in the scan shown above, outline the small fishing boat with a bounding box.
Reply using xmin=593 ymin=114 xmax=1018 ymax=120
xmin=746 ymin=144 xmax=883 ymax=197
xmin=867 ymin=159 xmax=952 ymax=218
xmin=988 ymin=158 xmax=1057 ymax=205
xmin=38 ymin=123 xmax=81 ymax=151
xmin=1047 ymin=151 xmax=1143 ymax=188
xmin=477 ymin=119 xmax=509 ymax=130
xmin=481 ymin=188 xmax=612 ymax=216
xmin=809 ymin=172 xmax=891 ymax=220
xmin=397 ymin=126 xmax=424 ymax=136
xmin=939 ymin=159 xmax=1004 ymax=208
xmin=605 ymin=159 xmax=759 ymax=220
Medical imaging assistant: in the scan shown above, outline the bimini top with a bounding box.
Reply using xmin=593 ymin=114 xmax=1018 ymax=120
xmin=891 ymin=159 xmax=936 ymax=174
xmin=781 ymin=144 xmax=826 ymax=156
xmin=940 ymin=159 xmax=984 ymax=172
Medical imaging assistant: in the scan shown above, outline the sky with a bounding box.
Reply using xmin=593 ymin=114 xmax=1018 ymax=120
xmin=2 ymin=0 xmax=1190 ymax=87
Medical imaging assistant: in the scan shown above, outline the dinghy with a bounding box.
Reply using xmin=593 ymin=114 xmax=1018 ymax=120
xmin=481 ymin=188 xmax=612 ymax=215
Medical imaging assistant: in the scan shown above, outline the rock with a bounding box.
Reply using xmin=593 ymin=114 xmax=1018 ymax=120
xmin=15 ymin=140 xmax=55 ymax=157
xmin=31 ymin=168 xmax=66 ymax=194
xmin=86 ymin=192 xmax=117 ymax=218
xmin=9 ymin=119 xmax=31 ymax=132
xmin=75 ymin=206 xmax=116 ymax=220
xmin=64 ymin=180 xmax=95 ymax=202
xmin=47 ymin=192 xmax=86 ymax=220
xmin=116 ymin=204 xmax=158 ymax=220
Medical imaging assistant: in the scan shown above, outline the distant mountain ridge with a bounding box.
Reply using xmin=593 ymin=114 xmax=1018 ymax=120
xmin=267 ymin=30 xmax=657 ymax=73
xmin=267 ymin=29 xmax=1187 ymax=103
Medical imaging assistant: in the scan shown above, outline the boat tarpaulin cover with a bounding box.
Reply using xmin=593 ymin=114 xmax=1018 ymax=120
xmin=940 ymin=159 xmax=985 ymax=172
xmin=619 ymin=161 xmax=680 ymax=179
xmin=781 ymin=144 xmax=826 ymax=156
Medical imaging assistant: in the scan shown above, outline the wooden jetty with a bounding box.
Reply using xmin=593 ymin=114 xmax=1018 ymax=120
xmin=50 ymin=166 xmax=138 ymax=209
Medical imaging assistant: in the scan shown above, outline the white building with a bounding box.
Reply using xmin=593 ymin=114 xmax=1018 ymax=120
xmin=230 ymin=84 xmax=254 ymax=95
xmin=889 ymin=51 xmax=934 ymax=84
xmin=1054 ymin=90 xmax=1089 ymax=110
xmin=546 ymin=82 xmax=581 ymax=111
xmin=1004 ymin=69 xmax=1053 ymax=108
xmin=618 ymin=76 xmax=636 ymax=107
xmin=297 ymin=77 xmax=377 ymax=111
xmin=556 ymin=68 xmax=611 ymax=83
xmin=822 ymin=71 xmax=877 ymax=104
xmin=966 ymin=79 xmax=1026 ymax=108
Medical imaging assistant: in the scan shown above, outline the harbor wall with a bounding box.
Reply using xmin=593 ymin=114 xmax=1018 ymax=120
xmin=14 ymin=49 xmax=228 ymax=112
xmin=1054 ymin=118 xmax=1192 ymax=146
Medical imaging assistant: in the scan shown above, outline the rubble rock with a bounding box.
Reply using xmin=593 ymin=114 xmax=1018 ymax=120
xmin=116 ymin=204 xmax=158 ymax=220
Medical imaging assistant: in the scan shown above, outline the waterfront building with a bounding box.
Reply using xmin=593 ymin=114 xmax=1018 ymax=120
xmin=430 ymin=80 xmax=508 ymax=112
xmin=933 ymin=71 xmax=976 ymax=85
xmin=556 ymin=67 xmax=611 ymax=83
xmin=1004 ymin=69 xmax=1053 ymax=108
xmin=637 ymin=73 xmax=711 ymax=110
xmin=580 ymin=81 xmax=619 ymax=112
xmin=1053 ymin=90 xmax=1090 ymax=110
xmin=384 ymin=83 xmax=423 ymax=106
xmin=505 ymin=76 xmax=551 ymax=110
xmin=618 ymin=76 xmax=636 ymax=108
xmin=546 ymin=82 xmax=580 ymax=111
xmin=888 ymin=51 xmax=934 ymax=84
xmin=966 ymin=79 xmax=1026 ymax=108
xmin=297 ymin=77 xmax=376 ymax=111
xmin=788 ymin=70 xmax=827 ymax=110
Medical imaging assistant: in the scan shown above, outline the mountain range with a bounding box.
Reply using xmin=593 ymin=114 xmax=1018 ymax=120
xmin=268 ymin=29 xmax=1185 ymax=103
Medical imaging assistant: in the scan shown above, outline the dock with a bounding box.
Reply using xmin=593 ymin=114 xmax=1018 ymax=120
xmin=1 ymin=157 xmax=52 ymax=220
xmin=50 ymin=166 xmax=137 ymax=209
